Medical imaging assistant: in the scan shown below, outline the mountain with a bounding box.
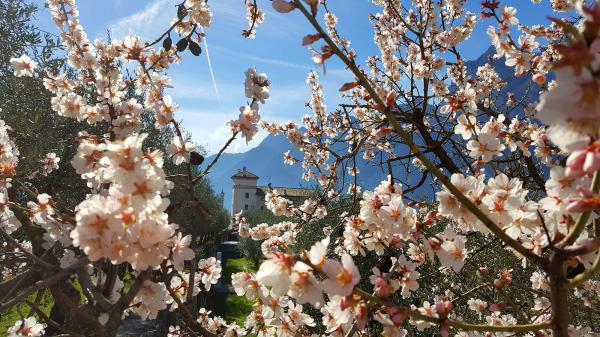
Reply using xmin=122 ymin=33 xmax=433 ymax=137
xmin=465 ymin=46 xmax=545 ymax=105
xmin=203 ymin=133 xmax=306 ymax=211
xmin=203 ymin=47 xmax=538 ymax=212
xmin=202 ymin=132 xmax=399 ymax=212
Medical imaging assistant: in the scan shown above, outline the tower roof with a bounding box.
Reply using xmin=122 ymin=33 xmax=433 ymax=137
xmin=231 ymin=167 xmax=259 ymax=179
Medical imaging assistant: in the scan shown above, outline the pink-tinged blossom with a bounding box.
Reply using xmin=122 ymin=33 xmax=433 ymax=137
xmin=229 ymin=105 xmax=260 ymax=142
xmin=567 ymin=187 xmax=600 ymax=213
xmin=256 ymin=252 xmax=294 ymax=296
xmin=436 ymin=173 xmax=485 ymax=232
xmin=394 ymin=256 xmax=421 ymax=298
xmin=170 ymin=233 xmax=194 ymax=271
xmin=308 ymin=236 xmax=329 ymax=269
xmin=40 ymin=152 xmax=60 ymax=175
xmin=369 ymin=267 xmax=399 ymax=298
xmin=232 ymin=271 xmax=265 ymax=300
xmin=288 ymin=261 xmax=323 ymax=305
xmin=467 ymin=298 xmax=488 ymax=318
xmin=70 ymin=133 xmax=176 ymax=270
xmin=374 ymin=307 xmax=408 ymax=337
xmin=565 ymin=143 xmax=600 ymax=178
xmin=0 ymin=192 xmax=21 ymax=234
xmin=10 ymin=55 xmax=37 ymax=77
xmin=262 ymin=293 xmax=288 ymax=319
xmin=537 ymin=67 xmax=600 ymax=152
xmin=467 ymin=132 xmax=505 ymax=162
xmin=198 ymin=257 xmax=222 ymax=291
xmin=436 ymin=235 xmax=468 ymax=272
xmin=245 ymin=68 xmax=270 ymax=103
xmin=322 ymin=254 xmax=360 ymax=296
xmin=454 ymin=114 xmax=479 ymax=140
xmin=185 ymin=0 xmax=212 ymax=27
xmin=7 ymin=317 xmax=45 ymax=337
xmin=166 ymin=137 xmax=197 ymax=165
xmin=531 ymin=271 xmax=550 ymax=291
xmin=131 ymin=281 xmax=169 ymax=320
xmin=168 ymin=272 xmax=201 ymax=310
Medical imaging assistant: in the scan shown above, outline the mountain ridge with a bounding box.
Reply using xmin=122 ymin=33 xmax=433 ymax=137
xmin=202 ymin=47 xmax=536 ymax=212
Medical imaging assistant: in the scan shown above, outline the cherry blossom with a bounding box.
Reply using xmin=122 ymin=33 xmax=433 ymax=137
xmin=198 ymin=257 xmax=222 ymax=291
xmin=40 ymin=152 xmax=60 ymax=175
xmin=166 ymin=137 xmax=197 ymax=165
xmin=322 ymin=253 xmax=360 ymax=296
xmin=10 ymin=54 xmax=37 ymax=77
xmin=7 ymin=317 xmax=45 ymax=337
xmin=186 ymin=0 xmax=212 ymax=27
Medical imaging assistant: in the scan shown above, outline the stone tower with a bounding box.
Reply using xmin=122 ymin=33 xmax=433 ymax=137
xmin=218 ymin=190 xmax=225 ymax=207
xmin=231 ymin=167 xmax=259 ymax=215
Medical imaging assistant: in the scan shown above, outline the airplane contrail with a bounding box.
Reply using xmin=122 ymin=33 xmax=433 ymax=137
xmin=201 ymin=27 xmax=219 ymax=99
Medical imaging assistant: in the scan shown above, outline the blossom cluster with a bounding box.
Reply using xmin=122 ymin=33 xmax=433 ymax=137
xmin=228 ymin=68 xmax=270 ymax=142
xmin=242 ymin=0 xmax=600 ymax=336
xmin=70 ymin=134 xmax=178 ymax=269
xmin=0 ymin=119 xmax=21 ymax=235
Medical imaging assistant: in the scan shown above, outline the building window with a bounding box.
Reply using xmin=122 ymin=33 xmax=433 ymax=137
xmin=245 ymin=192 xmax=249 ymax=198
xmin=244 ymin=204 xmax=248 ymax=210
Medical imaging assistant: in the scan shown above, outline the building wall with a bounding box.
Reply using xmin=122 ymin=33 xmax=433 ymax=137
xmin=231 ymin=177 xmax=260 ymax=215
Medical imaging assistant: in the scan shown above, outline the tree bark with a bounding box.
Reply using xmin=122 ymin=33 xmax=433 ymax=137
xmin=549 ymin=253 xmax=570 ymax=337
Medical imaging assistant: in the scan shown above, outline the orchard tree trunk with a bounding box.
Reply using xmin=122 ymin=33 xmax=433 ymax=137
xmin=549 ymin=253 xmax=570 ymax=337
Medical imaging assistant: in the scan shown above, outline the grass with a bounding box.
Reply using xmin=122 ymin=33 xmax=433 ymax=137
xmin=0 ymin=290 xmax=53 ymax=335
xmin=220 ymin=257 xmax=256 ymax=285
xmin=209 ymin=257 xmax=256 ymax=326
xmin=0 ymin=278 xmax=88 ymax=335
xmin=224 ymin=294 xmax=254 ymax=326
xmin=0 ymin=259 xmax=256 ymax=333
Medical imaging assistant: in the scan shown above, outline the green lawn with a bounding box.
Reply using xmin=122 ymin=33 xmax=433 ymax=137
xmin=0 ymin=290 xmax=53 ymax=335
xmin=223 ymin=293 xmax=254 ymax=326
xmin=212 ymin=257 xmax=256 ymax=326
xmin=0 ymin=259 xmax=256 ymax=333
xmin=221 ymin=257 xmax=256 ymax=284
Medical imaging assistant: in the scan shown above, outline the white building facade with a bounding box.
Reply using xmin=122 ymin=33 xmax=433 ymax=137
xmin=231 ymin=167 xmax=265 ymax=215
xmin=231 ymin=167 xmax=313 ymax=216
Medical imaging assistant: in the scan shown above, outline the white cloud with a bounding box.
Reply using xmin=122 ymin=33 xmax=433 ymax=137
xmin=176 ymin=108 xmax=269 ymax=155
xmin=105 ymin=0 xmax=173 ymax=41
xmin=105 ymin=0 xmax=303 ymax=41
xmin=104 ymin=0 xmax=354 ymax=157
xmin=172 ymin=81 xmax=309 ymax=155
xmin=104 ymin=0 xmax=254 ymax=41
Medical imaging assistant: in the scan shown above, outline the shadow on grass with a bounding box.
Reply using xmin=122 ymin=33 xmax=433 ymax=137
xmin=207 ymin=257 xmax=256 ymax=326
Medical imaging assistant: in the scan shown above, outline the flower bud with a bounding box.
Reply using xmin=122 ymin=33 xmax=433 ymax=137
xmin=566 ymin=143 xmax=600 ymax=178
xmin=302 ymin=33 xmax=321 ymax=46
xmin=488 ymin=303 xmax=505 ymax=312
xmin=272 ymin=0 xmax=296 ymax=13
xmin=533 ymin=73 xmax=546 ymax=85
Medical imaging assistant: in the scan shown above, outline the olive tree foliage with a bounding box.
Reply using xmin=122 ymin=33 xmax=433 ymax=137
xmin=0 ymin=0 xmax=43 ymax=75
xmin=2 ymin=0 xmax=600 ymax=337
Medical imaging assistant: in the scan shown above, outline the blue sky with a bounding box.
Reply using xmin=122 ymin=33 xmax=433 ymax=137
xmin=31 ymin=0 xmax=557 ymax=155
